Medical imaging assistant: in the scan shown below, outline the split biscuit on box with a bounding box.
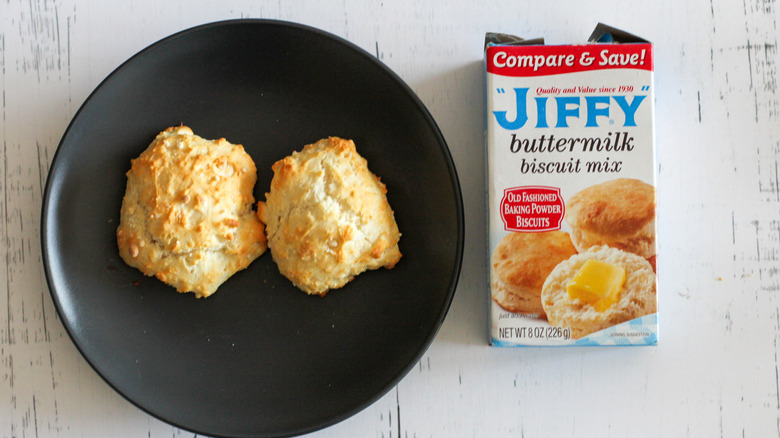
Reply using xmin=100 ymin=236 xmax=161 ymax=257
xmin=541 ymin=245 xmax=656 ymax=339
xmin=258 ymin=137 xmax=402 ymax=296
xmin=116 ymin=126 xmax=267 ymax=298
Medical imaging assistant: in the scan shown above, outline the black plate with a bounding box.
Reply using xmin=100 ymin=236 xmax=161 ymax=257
xmin=41 ymin=20 xmax=463 ymax=438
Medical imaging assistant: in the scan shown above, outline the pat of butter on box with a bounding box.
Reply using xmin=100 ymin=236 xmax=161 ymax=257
xmin=566 ymin=259 xmax=626 ymax=312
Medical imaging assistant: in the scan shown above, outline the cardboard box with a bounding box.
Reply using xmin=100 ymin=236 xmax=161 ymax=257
xmin=485 ymin=25 xmax=658 ymax=346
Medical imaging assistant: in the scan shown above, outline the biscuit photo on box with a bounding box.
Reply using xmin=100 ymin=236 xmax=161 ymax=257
xmin=541 ymin=245 xmax=656 ymax=339
xmin=491 ymin=230 xmax=577 ymax=317
xmin=564 ymin=178 xmax=656 ymax=259
xmin=258 ymin=137 xmax=402 ymax=296
xmin=116 ymin=126 xmax=267 ymax=298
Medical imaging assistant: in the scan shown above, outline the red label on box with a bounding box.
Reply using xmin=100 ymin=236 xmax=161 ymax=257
xmin=500 ymin=186 xmax=565 ymax=232
xmin=486 ymin=43 xmax=653 ymax=77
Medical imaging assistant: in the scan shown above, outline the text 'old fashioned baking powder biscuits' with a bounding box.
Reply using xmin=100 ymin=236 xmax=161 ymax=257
xmin=116 ymin=126 xmax=267 ymax=298
xmin=485 ymin=24 xmax=658 ymax=346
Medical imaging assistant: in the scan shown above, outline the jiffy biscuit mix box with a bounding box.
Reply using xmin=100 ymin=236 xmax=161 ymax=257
xmin=486 ymin=25 xmax=658 ymax=346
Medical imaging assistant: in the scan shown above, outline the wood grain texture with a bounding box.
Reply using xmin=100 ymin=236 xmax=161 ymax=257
xmin=2 ymin=0 xmax=779 ymax=437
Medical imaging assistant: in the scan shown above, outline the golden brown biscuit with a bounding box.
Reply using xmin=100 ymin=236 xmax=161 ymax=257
xmin=116 ymin=126 xmax=267 ymax=298
xmin=491 ymin=231 xmax=577 ymax=316
xmin=259 ymin=137 xmax=401 ymax=295
xmin=647 ymin=255 xmax=656 ymax=273
xmin=565 ymin=178 xmax=656 ymax=258
xmin=541 ymin=245 xmax=656 ymax=339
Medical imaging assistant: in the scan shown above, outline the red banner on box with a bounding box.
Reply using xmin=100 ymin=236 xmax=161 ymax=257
xmin=500 ymin=186 xmax=565 ymax=232
xmin=486 ymin=43 xmax=653 ymax=77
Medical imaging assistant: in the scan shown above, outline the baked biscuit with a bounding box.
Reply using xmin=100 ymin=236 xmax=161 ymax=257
xmin=565 ymin=178 xmax=656 ymax=259
xmin=116 ymin=126 xmax=267 ymax=298
xmin=541 ymin=245 xmax=656 ymax=339
xmin=491 ymin=231 xmax=577 ymax=316
xmin=259 ymin=137 xmax=401 ymax=295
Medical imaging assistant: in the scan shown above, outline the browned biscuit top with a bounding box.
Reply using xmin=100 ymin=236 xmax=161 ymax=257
xmin=492 ymin=231 xmax=577 ymax=293
xmin=260 ymin=136 xmax=401 ymax=295
xmin=565 ymin=178 xmax=655 ymax=236
xmin=116 ymin=126 xmax=267 ymax=297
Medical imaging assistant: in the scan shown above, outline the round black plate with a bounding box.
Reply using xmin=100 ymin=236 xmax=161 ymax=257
xmin=41 ymin=20 xmax=463 ymax=438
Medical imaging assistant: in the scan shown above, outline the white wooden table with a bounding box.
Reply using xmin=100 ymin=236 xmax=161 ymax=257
xmin=2 ymin=1 xmax=776 ymax=436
